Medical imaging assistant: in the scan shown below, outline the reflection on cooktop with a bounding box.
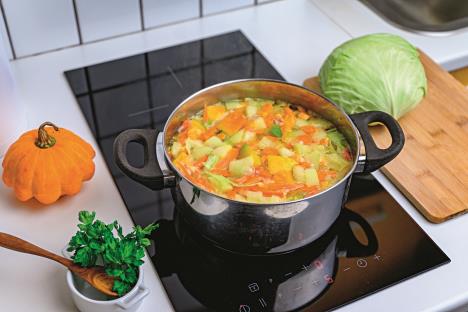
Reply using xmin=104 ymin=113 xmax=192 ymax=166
xmin=65 ymin=30 xmax=449 ymax=312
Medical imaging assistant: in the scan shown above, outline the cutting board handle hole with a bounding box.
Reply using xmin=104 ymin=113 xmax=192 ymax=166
xmin=369 ymin=123 xmax=392 ymax=149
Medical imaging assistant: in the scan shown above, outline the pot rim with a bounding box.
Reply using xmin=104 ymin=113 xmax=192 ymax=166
xmin=66 ymin=266 xmax=144 ymax=305
xmin=162 ymin=78 xmax=361 ymax=206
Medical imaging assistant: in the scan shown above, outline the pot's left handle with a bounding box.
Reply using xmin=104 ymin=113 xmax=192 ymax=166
xmin=114 ymin=129 xmax=174 ymax=191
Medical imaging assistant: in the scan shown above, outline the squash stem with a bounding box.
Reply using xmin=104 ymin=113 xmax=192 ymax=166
xmin=35 ymin=122 xmax=59 ymax=148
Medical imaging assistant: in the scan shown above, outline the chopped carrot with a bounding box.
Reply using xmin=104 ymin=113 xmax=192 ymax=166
xmin=296 ymin=134 xmax=314 ymax=144
xmin=200 ymin=126 xmax=218 ymax=140
xmin=193 ymin=155 xmax=209 ymax=168
xmin=262 ymin=147 xmax=279 ymax=156
xmin=282 ymin=107 xmax=296 ymax=139
xmin=342 ymin=148 xmax=352 ymax=161
xmin=319 ymin=138 xmax=329 ymax=145
xmin=213 ymin=148 xmax=239 ymax=170
xmin=298 ymin=112 xmax=310 ymax=120
xmin=301 ymin=125 xmax=316 ymax=134
xmin=216 ymin=110 xmax=247 ymax=135
xmin=217 ymin=132 xmax=226 ymax=140
xmin=259 ymin=103 xmax=273 ymax=117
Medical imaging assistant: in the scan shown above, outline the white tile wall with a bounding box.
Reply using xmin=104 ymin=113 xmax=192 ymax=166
xmin=202 ymin=0 xmax=254 ymax=15
xmin=1 ymin=0 xmax=282 ymax=59
xmin=2 ymin=0 xmax=79 ymax=57
xmin=75 ymin=0 xmax=141 ymax=42
xmin=0 ymin=9 xmax=13 ymax=59
xmin=143 ymin=0 xmax=199 ymax=29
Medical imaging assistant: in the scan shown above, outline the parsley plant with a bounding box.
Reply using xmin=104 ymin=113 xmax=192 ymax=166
xmin=67 ymin=211 xmax=158 ymax=296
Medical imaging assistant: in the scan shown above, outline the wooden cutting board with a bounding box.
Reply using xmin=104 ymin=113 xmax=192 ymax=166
xmin=304 ymin=51 xmax=468 ymax=223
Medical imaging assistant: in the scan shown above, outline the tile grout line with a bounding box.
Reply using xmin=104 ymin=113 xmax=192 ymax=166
xmin=138 ymin=0 xmax=145 ymax=30
xmin=309 ymin=0 xmax=354 ymax=38
xmin=0 ymin=1 xmax=16 ymax=59
xmin=71 ymin=0 xmax=83 ymax=44
xmin=11 ymin=1 xmax=281 ymax=61
xmin=198 ymin=0 xmax=203 ymax=18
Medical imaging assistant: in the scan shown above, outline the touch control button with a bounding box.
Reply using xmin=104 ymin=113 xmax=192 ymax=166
xmin=239 ymin=304 xmax=251 ymax=312
xmin=357 ymin=259 xmax=368 ymax=268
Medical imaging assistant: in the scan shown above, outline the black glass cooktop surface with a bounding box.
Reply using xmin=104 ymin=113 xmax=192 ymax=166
xmin=65 ymin=31 xmax=449 ymax=312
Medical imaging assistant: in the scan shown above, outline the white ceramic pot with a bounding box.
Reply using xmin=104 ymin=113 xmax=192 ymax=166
xmin=66 ymin=267 xmax=149 ymax=312
xmin=62 ymin=247 xmax=149 ymax=312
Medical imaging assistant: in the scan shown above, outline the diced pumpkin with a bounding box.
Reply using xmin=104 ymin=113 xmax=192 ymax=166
xmin=216 ymin=110 xmax=247 ymax=135
xmin=204 ymin=104 xmax=226 ymax=121
xmin=267 ymin=155 xmax=297 ymax=174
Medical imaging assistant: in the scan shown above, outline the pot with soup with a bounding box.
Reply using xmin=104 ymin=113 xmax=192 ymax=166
xmin=114 ymin=79 xmax=404 ymax=254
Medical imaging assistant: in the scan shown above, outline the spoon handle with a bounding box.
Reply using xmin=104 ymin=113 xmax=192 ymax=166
xmin=0 ymin=232 xmax=73 ymax=267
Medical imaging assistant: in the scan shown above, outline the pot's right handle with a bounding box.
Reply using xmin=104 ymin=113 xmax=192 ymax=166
xmin=350 ymin=111 xmax=405 ymax=173
xmin=114 ymin=129 xmax=173 ymax=191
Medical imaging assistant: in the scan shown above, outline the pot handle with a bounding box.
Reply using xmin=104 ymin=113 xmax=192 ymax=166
xmin=338 ymin=208 xmax=378 ymax=257
xmin=117 ymin=284 xmax=150 ymax=310
xmin=114 ymin=129 xmax=173 ymax=190
xmin=350 ymin=111 xmax=404 ymax=173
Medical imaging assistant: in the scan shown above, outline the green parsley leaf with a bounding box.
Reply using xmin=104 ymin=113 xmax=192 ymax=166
xmin=269 ymin=124 xmax=282 ymax=137
xmin=67 ymin=211 xmax=158 ymax=297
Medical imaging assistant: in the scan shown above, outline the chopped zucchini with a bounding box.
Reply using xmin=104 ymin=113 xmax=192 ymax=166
xmin=279 ymin=147 xmax=294 ymax=157
xmin=252 ymin=117 xmax=267 ymax=130
xmin=229 ymin=156 xmax=254 ymax=177
xmin=185 ymin=138 xmax=204 ymax=154
xmin=293 ymin=165 xmax=305 ymax=183
xmin=246 ymin=105 xmax=257 ymax=118
xmin=295 ymin=118 xmax=309 ymax=128
xmin=213 ymin=145 xmax=232 ymax=158
xmin=170 ymin=141 xmax=182 ymax=156
xmin=204 ymin=136 xmax=224 ymax=148
xmin=243 ymin=131 xmax=256 ymax=142
xmin=258 ymin=137 xmax=275 ymax=149
xmin=204 ymin=154 xmax=220 ymax=170
xmin=192 ymin=146 xmax=213 ymax=160
xmin=304 ymin=168 xmax=319 ymax=186
xmin=225 ymin=100 xmax=244 ymax=110
xmin=324 ymin=154 xmax=349 ymax=171
xmin=206 ymin=173 xmax=233 ymax=192
xmin=309 ymin=118 xmax=334 ymax=129
xmin=304 ymin=150 xmax=321 ymax=169
xmin=226 ymin=130 xmax=245 ymax=145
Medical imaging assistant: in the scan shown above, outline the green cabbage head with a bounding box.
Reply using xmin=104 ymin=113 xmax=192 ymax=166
xmin=319 ymin=33 xmax=427 ymax=119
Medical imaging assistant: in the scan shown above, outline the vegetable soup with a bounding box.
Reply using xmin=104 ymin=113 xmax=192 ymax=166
xmin=168 ymin=98 xmax=353 ymax=203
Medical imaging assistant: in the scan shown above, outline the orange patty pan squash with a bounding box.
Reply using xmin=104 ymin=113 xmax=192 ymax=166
xmin=2 ymin=122 xmax=95 ymax=204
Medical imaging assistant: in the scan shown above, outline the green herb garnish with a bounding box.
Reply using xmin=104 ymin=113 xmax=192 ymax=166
xmin=269 ymin=124 xmax=282 ymax=137
xmin=67 ymin=211 xmax=158 ymax=296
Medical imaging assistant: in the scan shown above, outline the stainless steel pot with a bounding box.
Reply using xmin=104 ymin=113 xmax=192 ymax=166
xmin=114 ymin=79 xmax=404 ymax=254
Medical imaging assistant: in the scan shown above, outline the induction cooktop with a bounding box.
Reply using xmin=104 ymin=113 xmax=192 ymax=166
xmin=65 ymin=30 xmax=449 ymax=312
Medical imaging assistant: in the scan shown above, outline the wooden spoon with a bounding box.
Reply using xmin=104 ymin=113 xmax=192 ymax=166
xmin=0 ymin=232 xmax=118 ymax=297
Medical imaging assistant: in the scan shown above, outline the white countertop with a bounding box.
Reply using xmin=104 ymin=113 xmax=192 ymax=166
xmin=1 ymin=0 xmax=468 ymax=311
